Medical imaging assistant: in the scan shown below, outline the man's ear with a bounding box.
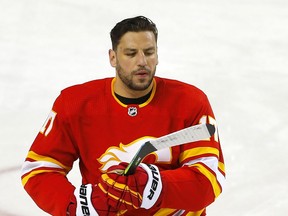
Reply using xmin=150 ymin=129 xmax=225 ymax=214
xmin=109 ymin=49 xmax=117 ymax=67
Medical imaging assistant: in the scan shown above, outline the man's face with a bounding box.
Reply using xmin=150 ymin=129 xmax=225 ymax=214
xmin=110 ymin=31 xmax=158 ymax=95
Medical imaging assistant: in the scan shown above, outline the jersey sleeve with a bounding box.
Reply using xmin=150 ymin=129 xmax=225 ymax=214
xmin=21 ymin=93 xmax=78 ymax=215
xmin=159 ymin=92 xmax=226 ymax=213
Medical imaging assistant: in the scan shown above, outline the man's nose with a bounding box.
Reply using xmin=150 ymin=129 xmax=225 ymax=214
xmin=136 ymin=51 xmax=147 ymax=66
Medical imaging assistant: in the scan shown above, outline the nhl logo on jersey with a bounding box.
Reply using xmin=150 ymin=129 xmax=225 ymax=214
xmin=127 ymin=106 xmax=137 ymax=117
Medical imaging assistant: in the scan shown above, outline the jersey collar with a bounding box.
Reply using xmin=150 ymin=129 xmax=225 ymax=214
xmin=111 ymin=78 xmax=156 ymax=108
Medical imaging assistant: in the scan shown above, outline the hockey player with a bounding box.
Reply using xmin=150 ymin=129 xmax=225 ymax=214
xmin=21 ymin=16 xmax=225 ymax=216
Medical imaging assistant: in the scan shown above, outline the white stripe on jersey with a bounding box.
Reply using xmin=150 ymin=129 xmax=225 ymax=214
xmin=183 ymin=156 xmax=225 ymax=190
xmin=21 ymin=161 xmax=64 ymax=176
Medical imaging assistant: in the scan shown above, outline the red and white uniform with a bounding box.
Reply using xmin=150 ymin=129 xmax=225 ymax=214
xmin=21 ymin=77 xmax=225 ymax=216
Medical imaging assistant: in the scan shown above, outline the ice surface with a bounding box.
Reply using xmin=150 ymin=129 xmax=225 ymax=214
xmin=1 ymin=0 xmax=288 ymax=215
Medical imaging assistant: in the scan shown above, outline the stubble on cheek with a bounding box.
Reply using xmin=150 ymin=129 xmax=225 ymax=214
xmin=116 ymin=65 xmax=154 ymax=91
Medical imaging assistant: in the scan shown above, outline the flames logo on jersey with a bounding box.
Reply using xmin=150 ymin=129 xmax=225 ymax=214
xmin=97 ymin=137 xmax=172 ymax=172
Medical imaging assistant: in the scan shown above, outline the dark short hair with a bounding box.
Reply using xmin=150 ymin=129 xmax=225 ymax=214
xmin=110 ymin=16 xmax=158 ymax=50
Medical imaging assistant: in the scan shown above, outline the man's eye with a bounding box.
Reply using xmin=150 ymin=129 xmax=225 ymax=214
xmin=126 ymin=53 xmax=136 ymax=57
xmin=145 ymin=51 xmax=154 ymax=56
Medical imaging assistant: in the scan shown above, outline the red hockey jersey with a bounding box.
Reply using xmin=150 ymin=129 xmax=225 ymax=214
xmin=21 ymin=77 xmax=225 ymax=216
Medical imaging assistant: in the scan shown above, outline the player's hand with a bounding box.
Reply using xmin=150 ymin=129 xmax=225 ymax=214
xmin=68 ymin=184 xmax=117 ymax=216
xmin=98 ymin=162 xmax=163 ymax=211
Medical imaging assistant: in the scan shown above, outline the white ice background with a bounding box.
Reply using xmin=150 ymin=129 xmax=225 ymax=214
xmin=0 ymin=0 xmax=288 ymax=215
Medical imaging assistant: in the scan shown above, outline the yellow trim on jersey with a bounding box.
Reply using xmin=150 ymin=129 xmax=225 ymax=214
xmin=111 ymin=78 xmax=156 ymax=108
xmin=218 ymin=161 xmax=225 ymax=174
xmin=153 ymin=208 xmax=178 ymax=216
xmin=179 ymin=147 xmax=219 ymax=163
xmin=111 ymin=78 xmax=125 ymax=107
xmin=138 ymin=79 xmax=156 ymax=108
xmin=154 ymin=208 xmax=204 ymax=216
xmin=27 ymin=151 xmax=71 ymax=172
xmin=186 ymin=210 xmax=205 ymax=216
xmin=189 ymin=163 xmax=222 ymax=198
xmin=22 ymin=169 xmax=66 ymax=186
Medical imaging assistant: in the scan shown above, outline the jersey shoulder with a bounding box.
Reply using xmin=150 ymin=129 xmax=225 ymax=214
xmin=61 ymin=77 xmax=112 ymax=98
xmin=155 ymin=77 xmax=207 ymax=100
xmin=54 ymin=77 xmax=113 ymax=115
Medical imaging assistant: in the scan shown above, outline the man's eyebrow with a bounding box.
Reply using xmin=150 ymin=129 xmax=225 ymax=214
xmin=123 ymin=47 xmax=156 ymax=52
xmin=123 ymin=48 xmax=137 ymax=52
xmin=144 ymin=47 xmax=156 ymax=51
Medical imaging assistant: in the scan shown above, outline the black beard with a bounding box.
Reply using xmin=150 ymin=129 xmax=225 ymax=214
xmin=116 ymin=65 xmax=156 ymax=91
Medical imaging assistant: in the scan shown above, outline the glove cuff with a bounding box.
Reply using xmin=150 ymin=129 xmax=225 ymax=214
xmin=74 ymin=184 xmax=99 ymax=216
xmin=139 ymin=163 xmax=163 ymax=209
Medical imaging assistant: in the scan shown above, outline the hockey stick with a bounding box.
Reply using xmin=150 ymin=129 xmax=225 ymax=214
xmin=123 ymin=123 xmax=215 ymax=175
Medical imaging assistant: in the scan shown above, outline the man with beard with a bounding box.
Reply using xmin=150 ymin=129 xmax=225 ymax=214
xmin=21 ymin=16 xmax=225 ymax=216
